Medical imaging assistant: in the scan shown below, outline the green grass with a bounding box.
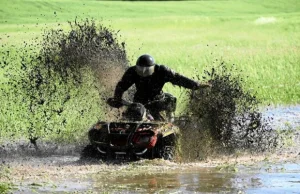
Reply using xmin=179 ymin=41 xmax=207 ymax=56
xmin=1 ymin=0 xmax=299 ymax=105
xmin=0 ymin=0 xmax=300 ymax=142
xmin=0 ymin=165 xmax=13 ymax=194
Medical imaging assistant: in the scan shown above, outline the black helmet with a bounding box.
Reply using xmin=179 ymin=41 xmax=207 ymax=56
xmin=136 ymin=54 xmax=155 ymax=67
xmin=135 ymin=54 xmax=155 ymax=77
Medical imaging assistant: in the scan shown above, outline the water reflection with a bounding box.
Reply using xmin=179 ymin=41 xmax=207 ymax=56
xmin=91 ymin=163 xmax=300 ymax=193
xmin=13 ymin=161 xmax=300 ymax=193
xmin=262 ymin=105 xmax=300 ymax=129
xmin=91 ymin=168 xmax=244 ymax=193
xmin=242 ymin=162 xmax=300 ymax=194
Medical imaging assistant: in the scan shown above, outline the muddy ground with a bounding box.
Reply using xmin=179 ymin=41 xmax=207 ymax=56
xmin=1 ymin=105 xmax=300 ymax=193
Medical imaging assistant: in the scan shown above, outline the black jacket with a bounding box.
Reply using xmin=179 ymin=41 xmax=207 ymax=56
xmin=114 ymin=65 xmax=199 ymax=104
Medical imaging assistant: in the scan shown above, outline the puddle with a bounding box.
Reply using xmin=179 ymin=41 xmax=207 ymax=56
xmin=262 ymin=105 xmax=300 ymax=129
xmin=87 ymin=163 xmax=300 ymax=193
xmin=240 ymin=163 xmax=300 ymax=194
xmin=14 ymin=180 xmax=90 ymax=194
xmin=91 ymin=168 xmax=239 ymax=193
xmin=12 ymin=162 xmax=300 ymax=193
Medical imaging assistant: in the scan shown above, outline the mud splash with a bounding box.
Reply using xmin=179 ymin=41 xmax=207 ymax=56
xmin=180 ymin=63 xmax=278 ymax=161
xmin=40 ymin=18 xmax=128 ymax=91
xmin=0 ymin=18 xmax=128 ymax=143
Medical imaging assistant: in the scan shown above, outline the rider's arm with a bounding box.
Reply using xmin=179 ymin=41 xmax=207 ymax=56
xmin=161 ymin=65 xmax=200 ymax=89
xmin=114 ymin=67 xmax=136 ymax=99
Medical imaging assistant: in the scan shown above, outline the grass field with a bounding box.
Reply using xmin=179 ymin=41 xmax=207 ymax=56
xmin=1 ymin=0 xmax=299 ymax=104
xmin=0 ymin=0 xmax=300 ymax=142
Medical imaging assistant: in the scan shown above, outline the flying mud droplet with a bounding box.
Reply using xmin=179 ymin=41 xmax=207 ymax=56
xmin=40 ymin=18 xmax=129 ymax=96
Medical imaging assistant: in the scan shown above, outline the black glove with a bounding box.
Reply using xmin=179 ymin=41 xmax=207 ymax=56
xmin=197 ymin=82 xmax=212 ymax=89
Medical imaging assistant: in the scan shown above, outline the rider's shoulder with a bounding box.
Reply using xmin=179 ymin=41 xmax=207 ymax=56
xmin=128 ymin=66 xmax=136 ymax=70
xmin=157 ymin=65 xmax=176 ymax=75
xmin=157 ymin=64 xmax=171 ymax=72
xmin=125 ymin=66 xmax=137 ymax=74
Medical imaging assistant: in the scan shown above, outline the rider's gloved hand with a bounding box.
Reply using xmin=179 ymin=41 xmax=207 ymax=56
xmin=196 ymin=81 xmax=212 ymax=89
xmin=192 ymin=81 xmax=212 ymax=99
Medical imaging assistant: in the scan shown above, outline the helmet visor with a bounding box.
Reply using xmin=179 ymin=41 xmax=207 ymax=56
xmin=136 ymin=65 xmax=155 ymax=77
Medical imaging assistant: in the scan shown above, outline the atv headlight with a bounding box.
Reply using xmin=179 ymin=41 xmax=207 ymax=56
xmin=94 ymin=124 xmax=103 ymax=130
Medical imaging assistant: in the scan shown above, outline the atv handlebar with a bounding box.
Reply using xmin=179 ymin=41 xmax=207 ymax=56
xmin=107 ymin=97 xmax=165 ymax=109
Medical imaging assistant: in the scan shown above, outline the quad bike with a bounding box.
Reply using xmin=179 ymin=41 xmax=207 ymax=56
xmin=81 ymin=97 xmax=180 ymax=160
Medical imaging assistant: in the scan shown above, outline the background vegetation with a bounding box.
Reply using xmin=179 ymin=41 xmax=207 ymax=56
xmin=0 ymin=0 xmax=299 ymax=143
xmin=1 ymin=0 xmax=299 ymax=103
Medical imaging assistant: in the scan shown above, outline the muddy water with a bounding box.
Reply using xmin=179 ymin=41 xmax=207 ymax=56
xmin=89 ymin=163 xmax=300 ymax=193
xmin=12 ymin=160 xmax=300 ymax=193
xmin=262 ymin=105 xmax=300 ymax=129
xmin=2 ymin=105 xmax=300 ymax=193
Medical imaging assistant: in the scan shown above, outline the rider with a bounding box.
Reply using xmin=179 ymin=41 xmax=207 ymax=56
xmin=113 ymin=54 xmax=210 ymax=121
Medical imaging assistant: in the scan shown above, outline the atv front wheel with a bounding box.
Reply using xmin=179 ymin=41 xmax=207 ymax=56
xmin=161 ymin=145 xmax=175 ymax=160
xmin=157 ymin=134 xmax=176 ymax=160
